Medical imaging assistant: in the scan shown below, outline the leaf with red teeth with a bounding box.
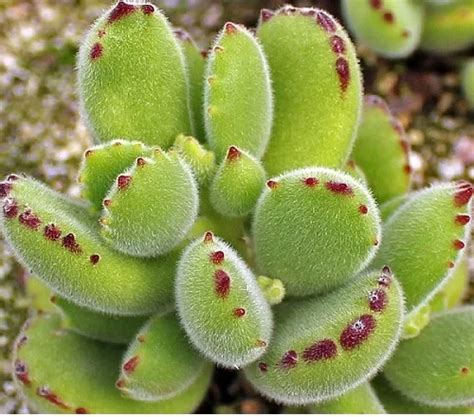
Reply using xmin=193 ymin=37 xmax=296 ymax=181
xmin=372 ymin=182 xmax=473 ymax=324
xmin=253 ymin=167 xmax=381 ymax=296
xmin=117 ymin=312 xmax=207 ymax=401
xmin=244 ymin=269 xmax=403 ymax=405
xmin=176 ymin=232 xmax=272 ymax=368
xmin=204 ymin=21 xmax=273 ymax=160
xmin=257 ymin=7 xmax=362 ymax=175
xmin=341 ymin=0 xmax=424 ymax=58
xmin=13 ymin=314 xmax=213 ymax=413
xmin=78 ymin=2 xmax=192 ymax=147
xmin=210 ymin=146 xmax=266 ymax=218
xmin=351 ymin=95 xmax=412 ymax=204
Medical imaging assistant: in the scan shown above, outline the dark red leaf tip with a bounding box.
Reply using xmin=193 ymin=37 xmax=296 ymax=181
xmin=330 ymin=35 xmax=346 ymax=54
xmin=215 ymin=270 xmax=231 ymax=298
xmin=340 ymin=315 xmax=377 ymax=350
xmin=108 ymin=2 xmax=136 ymax=23
xmin=383 ymin=11 xmax=394 ymax=23
xmin=14 ymin=360 xmax=30 ymax=385
xmin=0 ymin=182 xmax=12 ymax=198
xmin=453 ymin=239 xmax=465 ymax=250
xmin=44 ymin=224 xmax=61 ymax=241
xmin=280 ymin=350 xmax=298 ymax=369
xmin=267 ymin=180 xmax=279 ymax=190
xmin=62 ymin=233 xmax=82 ymax=254
xmin=123 ymin=356 xmax=139 ymax=374
xmin=36 ymin=387 xmax=69 ymax=409
xmin=75 ymin=407 xmax=88 ymax=414
xmin=335 ymin=57 xmax=350 ymax=93
xmin=225 ymin=22 xmax=238 ymax=34
xmin=210 ymin=250 xmax=225 ymax=264
xmin=141 ymin=4 xmax=154 ymax=15
xmin=359 ymin=204 xmax=368 ymax=214
xmin=203 ymin=231 xmax=214 ymax=243
xmin=227 ymin=146 xmax=241 ymax=161
xmin=3 ymin=199 xmax=19 ymax=219
xmin=19 ymin=210 xmax=42 ymax=230
xmin=325 ymin=181 xmax=354 ymax=196
xmin=90 ymin=254 xmax=100 ymax=265
xmin=260 ymin=9 xmax=274 ymax=22
xmin=368 ymin=288 xmax=387 ymax=312
xmin=233 ymin=307 xmax=246 ymax=318
xmin=454 ymin=181 xmax=473 ymax=207
xmin=90 ymin=43 xmax=103 ymax=60
xmin=455 ymin=214 xmax=470 ymax=226
xmin=304 ymin=177 xmax=319 ymax=187
xmin=117 ymin=175 xmax=131 ymax=190
xmin=316 ymin=11 xmax=337 ymax=32
xmin=258 ymin=362 xmax=268 ymax=372
xmin=302 ymin=339 xmax=337 ymax=363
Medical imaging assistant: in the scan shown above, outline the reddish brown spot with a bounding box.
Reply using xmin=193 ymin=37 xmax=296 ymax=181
xmin=369 ymin=288 xmax=387 ymax=312
xmin=402 ymin=30 xmax=410 ymax=38
xmin=378 ymin=266 xmax=392 ymax=287
xmin=85 ymin=149 xmax=94 ymax=158
xmin=370 ymin=0 xmax=382 ymax=9
xmin=304 ymin=177 xmax=319 ymax=187
xmin=14 ymin=361 xmax=30 ymax=385
xmin=103 ymin=199 xmax=112 ymax=207
xmin=44 ymin=224 xmax=61 ymax=241
xmin=325 ymin=181 xmax=353 ymax=196
xmin=90 ymin=254 xmax=100 ymax=265
xmin=7 ymin=174 xmax=19 ymax=182
xmin=330 ymin=35 xmax=346 ymax=54
xmin=347 ymin=159 xmax=356 ymax=169
xmin=404 ymin=164 xmax=412 ymax=175
xmin=302 ymin=339 xmax=337 ymax=363
xmin=0 ymin=182 xmax=12 ymax=198
xmin=373 ymin=239 xmax=379 ymax=246
xmin=37 ymin=387 xmax=70 ymax=410
xmin=260 ymin=9 xmax=274 ymax=22
xmin=359 ymin=204 xmax=368 ymax=214
xmin=137 ymin=334 xmax=146 ymax=343
xmin=136 ymin=157 xmax=146 ymax=167
xmin=455 ymin=214 xmax=470 ymax=226
xmin=50 ymin=294 xmax=57 ymax=303
xmin=108 ymin=2 xmax=136 ymax=23
xmin=19 ymin=210 xmax=42 ymax=230
xmin=227 ymin=146 xmax=241 ymax=161
xmin=203 ymin=231 xmax=214 ymax=243
xmin=123 ymin=356 xmax=140 ymax=374
xmin=448 ymin=261 xmax=455 ymax=268
xmin=116 ymin=379 xmax=126 ymax=389
xmin=383 ymin=12 xmax=394 ymax=23
xmin=16 ymin=335 xmax=28 ymax=350
xmin=335 ymin=57 xmax=350 ymax=93
xmin=280 ymin=350 xmax=298 ymax=369
xmin=62 ymin=233 xmax=82 ymax=254
xmin=76 ymin=408 xmax=88 ymax=414
xmin=225 ymin=22 xmax=237 ymax=34
xmin=1 ymin=199 xmax=17 ymax=221
xmin=141 ymin=4 xmax=154 ymax=15
xmin=316 ymin=11 xmax=337 ymax=33
xmin=98 ymin=29 xmax=106 ymax=38
xmin=454 ymin=181 xmax=473 ymax=207
xmin=117 ymin=175 xmax=131 ymax=190
xmin=400 ymin=140 xmax=410 ymax=156
xmin=215 ymin=270 xmax=231 ymax=298
xmin=210 ymin=250 xmax=225 ymax=264
xmin=453 ymin=239 xmax=465 ymax=250
xmin=201 ymin=50 xmax=209 ymax=58
xmin=258 ymin=362 xmax=268 ymax=372
xmin=391 ymin=120 xmax=404 ymax=136
xmin=267 ymin=180 xmax=278 ymax=190
xmin=340 ymin=315 xmax=377 ymax=350
xmin=461 ymin=367 xmax=470 ymax=375
xmin=90 ymin=43 xmax=103 ymax=60
xmin=233 ymin=307 xmax=246 ymax=318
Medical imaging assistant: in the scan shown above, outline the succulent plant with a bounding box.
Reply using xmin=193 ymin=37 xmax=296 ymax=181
xmin=1 ymin=1 xmax=473 ymax=413
xmin=342 ymin=0 xmax=474 ymax=58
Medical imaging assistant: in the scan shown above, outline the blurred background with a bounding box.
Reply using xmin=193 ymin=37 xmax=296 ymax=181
xmin=0 ymin=0 xmax=472 ymax=413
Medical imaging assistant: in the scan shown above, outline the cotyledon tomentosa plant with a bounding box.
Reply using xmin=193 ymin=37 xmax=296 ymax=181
xmin=1 ymin=1 xmax=473 ymax=414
